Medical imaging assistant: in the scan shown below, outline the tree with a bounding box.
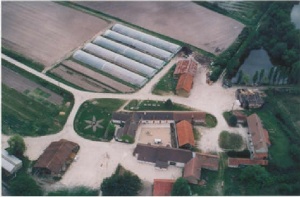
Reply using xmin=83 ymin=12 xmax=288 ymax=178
xmin=10 ymin=174 xmax=43 ymax=196
xmin=165 ymin=99 xmax=173 ymax=110
xmin=228 ymin=115 xmax=237 ymax=127
xmin=242 ymin=74 xmax=250 ymax=85
xmin=101 ymin=171 xmax=142 ymax=196
xmin=259 ymin=69 xmax=265 ymax=83
xmin=290 ymin=61 xmax=300 ymax=84
xmin=236 ymin=70 xmax=243 ymax=84
xmin=7 ymin=135 xmax=26 ymax=158
xmin=239 ymin=165 xmax=270 ymax=194
xmin=252 ymin=71 xmax=259 ymax=84
xmin=268 ymin=67 xmax=275 ymax=83
xmin=171 ymin=178 xmax=191 ymax=196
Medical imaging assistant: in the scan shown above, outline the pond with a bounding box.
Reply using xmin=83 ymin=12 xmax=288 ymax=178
xmin=291 ymin=3 xmax=300 ymax=29
xmin=232 ymin=49 xmax=287 ymax=85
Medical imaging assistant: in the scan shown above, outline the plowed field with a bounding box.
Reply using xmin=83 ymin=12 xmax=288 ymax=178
xmin=2 ymin=2 xmax=110 ymax=67
xmin=76 ymin=1 xmax=245 ymax=55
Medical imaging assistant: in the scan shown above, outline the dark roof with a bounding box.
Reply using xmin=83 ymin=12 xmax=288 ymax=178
xmin=228 ymin=157 xmax=268 ymax=167
xmin=247 ymin=114 xmax=268 ymax=155
xmin=176 ymin=120 xmax=195 ymax=147
xmin=176 ymin=73 xmax=194 ymax=93
xmin=173 ymin=112 xmax=206 ymax=123
xmin=112 ymin=112 xmax=132 ymax=122
xmin=237 ymin=89 xmax=264 ymax=107
xmin=133 ymin=143 xmax=193 ymax=166
xmin=174 ymin=59 xmax=198 ymax=76
xmin=153 ymin=179 xmax=175 ymax=196
xmin=34 ymin=139 xmax=79 ymax=175
xmin=232 ymin=110 xmax=247 ymax=121
xmin=136 ymin=112 xmax=174 ymax=121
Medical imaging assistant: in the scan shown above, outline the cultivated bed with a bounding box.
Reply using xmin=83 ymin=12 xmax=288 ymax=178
xmin=2 ymin=2 xmax=110 ymax=67
xmin=76 ymin=1 xmax=245 ymax=54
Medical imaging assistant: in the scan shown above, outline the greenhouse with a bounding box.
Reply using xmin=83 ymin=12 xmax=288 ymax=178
xmin=93 ymin=36 xmax=165 ymax=69
xmin=83 ymin=43 xmax=157 ymax=78
xmin=103 ymin=30 xmax=173 ymax=61
xmin=73 ymin=50 xmax=148 ymax=87
xmin=111 ymin=24 xmax=181 ymax=53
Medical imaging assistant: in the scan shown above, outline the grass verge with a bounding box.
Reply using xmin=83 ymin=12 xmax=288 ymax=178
xmin=124 ymin=99 xmax=193 ymax=111
xmin=152 ymin=64 xmax=177 ymax=95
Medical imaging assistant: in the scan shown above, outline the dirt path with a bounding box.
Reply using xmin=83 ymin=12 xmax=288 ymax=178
xmin=2 ymin=54 xmax=244 ymax=190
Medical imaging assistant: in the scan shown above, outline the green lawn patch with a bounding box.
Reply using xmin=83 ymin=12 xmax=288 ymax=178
xmin=152 ymin=64 xmax=177 ymax=95
xmin=124 ymin=99 xmax=193 ymax=111
xmin=2 ymin=62 xmax=74 ymax=137
xmin=74 ymin=99 xmax=126 ymax=141
xmin=2 ymin=47 xmax=45 ymax=72
xmin=205 ymin=114 xmax=217 ymax=128
xmin=218 ymin=131 xmax=243 ymax=150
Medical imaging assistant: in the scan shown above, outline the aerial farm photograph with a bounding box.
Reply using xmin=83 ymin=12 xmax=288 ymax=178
xmin=1 ymin=1 xmax=300 ymax=196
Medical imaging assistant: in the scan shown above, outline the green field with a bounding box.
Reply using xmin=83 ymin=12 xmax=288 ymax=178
xmin=152 ymin=64 xmax=177 ymax=95
xmin=124 ymin=99 xmax=193 ymax=111
xmin=74 ymin=99 xmax=126 ymax=141
xmin=2 ymin=62 xmax=74 ymax=136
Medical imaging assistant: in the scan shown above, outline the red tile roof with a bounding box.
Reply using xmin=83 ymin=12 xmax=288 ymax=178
xmin=183 ymin=157 xmax=201 ymax=184
xmin=173 ymin=112 xmax=206 ymax=124
xmin=176 ymin=120 xmax=195 ymax=147
xmin=232 ymin=110 xmax=247 ymax=121
xmin=153 ymin=179 xmax=175 ymax=196
xmin=176 ymin=73 xmax=194 ymax=94
xmin=174 ymin=59 xmax=198 ymax=76
xmin=228 ymin=157 xmax=268 ymax=168
xmin=195 ymin=153 xmax=220 ymax=171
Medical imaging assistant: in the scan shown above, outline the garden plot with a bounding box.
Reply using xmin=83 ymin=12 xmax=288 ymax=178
xmin=2 ymin=66 xmax=63 ymax=105
xmin=2 ymin=2 xmax=110 ymax=68
xmin=76 ymin=1 xmax=244 ymax=54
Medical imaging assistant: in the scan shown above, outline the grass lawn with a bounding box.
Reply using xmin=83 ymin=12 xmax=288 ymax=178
xmin=74 ymin=99 xmax=126 ymax=141
xmin=218 ymin=131 xmax=243 ymax=151
xmin=124 ymin=99 xmax=193 ymax=111
xmin=2 ymin=62 xmax=74 ymax=136
xmin=152 ymin=64 xmax=177 ymax=95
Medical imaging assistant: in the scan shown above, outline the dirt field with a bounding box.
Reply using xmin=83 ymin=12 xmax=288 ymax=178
xmin=77 ymin=1 xmax=245 ymax=54
xmin=2 ymin=2 xmax=110 ymax=67
xmin=138 ymin=125 xmax=171 ymax=146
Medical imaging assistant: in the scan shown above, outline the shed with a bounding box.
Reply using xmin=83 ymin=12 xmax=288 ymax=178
xmin=176 ymin=120 xmax=195 ymax=148
xmin=2 ymin=149 xmax=22 ymax=174
xmin=176 ymin=73 xmax=194 ymax=97
xmin=153 ymin=179 xmax=175 ymax=196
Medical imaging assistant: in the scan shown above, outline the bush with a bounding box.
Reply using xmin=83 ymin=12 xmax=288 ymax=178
xmin=171 ymin=178 xmax=191 ymax=196
xmin=7 ymin=135 xmax=26 ymax=158
xmin=219 ymin=131 xmax=243 ymax=150
xmin=47 ymin=186 xmax=98 ymax=196
xmin=10 ymin=174 xmax=43 ymax=196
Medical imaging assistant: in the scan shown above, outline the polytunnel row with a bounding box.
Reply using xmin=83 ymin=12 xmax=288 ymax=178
xmin=103 ymin=30 xmax=173 ymax=61
xmin=83 ymin=43 xmax=157 ymax=78
xmin=73 ymin=50 xmax=147 ymax=87
xmin=111 ymin=24 xmax=181 ymax=54
xmin=93 ymin=36 xmax=165 ymax=69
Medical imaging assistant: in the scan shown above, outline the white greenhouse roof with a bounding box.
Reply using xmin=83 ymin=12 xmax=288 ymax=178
xmin=112 ymin=24 xmax=181 ymax=53
xmin=93 ymin=36 xmax=165 ymax=69
xmin=104 ymin=30 xmax=173 ymax=61
xmin=2 ymin=149 xmax=22 ymax=174
xmin=83 ymin=43 xmax=157 ymax=78
xmin=73 ymin=50 xmax=148 ymax=87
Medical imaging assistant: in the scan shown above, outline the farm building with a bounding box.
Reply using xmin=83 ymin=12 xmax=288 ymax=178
xmin=176 ymin=120 xmax=195 ymax=149
xmin=232 ymin=110 xmax=247 ymax=124
xmin=2 ymin=149 xmax=22 ymax=175
xmin=176 ymin=74 xmax=194 ymax=97
xmin=33 ymin=139 xmax=80 ymax=177
xmin=247 ymin=114 xmax=271 ymax=160
xmin=173 ymin=111 xmax=206 ymax=125
xmin=112 ymin=111 xmax=206 ymax=143
xmin=236 ymin=89 xmax=265 ymax=109
xmin=228 ymin=157 xmax=268 ymax=168
xmin=133 ymin=143 xmax=193 ymax=168
xmin=183 ymin=153 xmax=219 ymax=184
xmin=153 ymin=179 xmax=175 ymax=196
xmin=173 ymin=59 xmax=198 ymax=79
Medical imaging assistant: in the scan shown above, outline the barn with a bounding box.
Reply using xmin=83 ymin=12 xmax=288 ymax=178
xmin=33 ymin=139 xmax=80 ymax=177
